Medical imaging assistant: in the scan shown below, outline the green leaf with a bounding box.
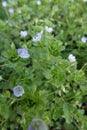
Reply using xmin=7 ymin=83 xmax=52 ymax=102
xmin=63 ymin=104 xmax=72 ymax=124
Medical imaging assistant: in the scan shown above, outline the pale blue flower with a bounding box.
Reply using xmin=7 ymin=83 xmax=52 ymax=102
xmin=28 ymin=119 xmax=48 ymax=130
xmin=18 ymin=48 xmax=30 ymax=58
xmin=37 ymin=0 xmax=41 ymax=5
xmin=20 ymin=30 xmax=27 ymax=37
xmin=32 ymin=31 xmax=43 ymax=42
xmin=81 ymin=36 xmax=87 ymax=43
xmin=13 ymin=86 xmax=24 ymax=97
xmin=68 ymin=54 xmax=76 ymax=62
xmin=2 ymin=1 xmax=7 ymax=7
xmin=8 ymin=8 xmax=14 ymax=14
xmin=45 ymin=26 xmax=53 ymax=33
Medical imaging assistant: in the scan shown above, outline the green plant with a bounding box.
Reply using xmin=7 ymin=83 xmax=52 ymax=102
xmin=0 ymin=0 xmax=87 ymax=130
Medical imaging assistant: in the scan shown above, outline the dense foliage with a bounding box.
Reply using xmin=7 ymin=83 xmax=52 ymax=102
xmin=0 ymin=0 xmax=87 ymax=130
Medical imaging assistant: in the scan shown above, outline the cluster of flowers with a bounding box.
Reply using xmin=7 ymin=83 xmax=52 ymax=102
xmin=2 ymin=1 xmax=14 ymax=14
xmin=3 ymin=0 xmax=87 ymax=97
xmin=13 ymin=25 xmax=53 ymax=98
xmin=68 ymin=35 xmax=87 ymax=63
xmin=2 ymin=0 xmax=42 ymax=14
xmin=2 ymin=1 xmax=87 ymax=129
xmin=2 ymin=0 xmax=87 ymax=15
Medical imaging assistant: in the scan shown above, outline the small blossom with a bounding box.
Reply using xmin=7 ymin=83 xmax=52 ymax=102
xmin=8 ymin=8 xmax=14 ymax=14
xmin=20 ymin=30 xmax=27 ymax=37
xmin=13 ymin=86 xmax=24 ymax=97
xmin=18 ymin=48 xmax=30 ymax=58
xmin=81 ymin=36 xmax=87 ymax=43
xmin=68 ymin=54 xmax=76 ymax=62
xmin=36 ymin=0 xmax=41 ymax=5
xmin=32 ymin=31 xmax=43 ymax=42
xmin=2 ymin=1 xmax=7 ymax=7
xmin=28 ymin=119 xmax=48 ymax=130
xmin=45 ymin=26 xmax=53 ymax=33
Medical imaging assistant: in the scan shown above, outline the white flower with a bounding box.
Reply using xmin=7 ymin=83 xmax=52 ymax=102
xmin=45 ymin=26 xmax=53 ymax=33
xmin=32 ymin=31 xmax=43 ymax=42
xmin=83 ymin=0 xmax=87 ymax=2
xmin=20 ymin=30 xmax=27 ymax=37
xmin=2 ymin=1 xmax=7 ymax=7
xmin=8 ymin=8 xmax=14 ymax=14
xmin=36 ymin=0 xmax=41 ymax=5
xmin=81 ymin=36 xmax=87 ymax=43
xmin=68 ymin=54 xmax=76 ymax=62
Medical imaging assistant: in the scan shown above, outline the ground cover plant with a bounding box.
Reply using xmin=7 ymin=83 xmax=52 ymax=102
xmin=0 ymin=0 xmax=87 ymax=130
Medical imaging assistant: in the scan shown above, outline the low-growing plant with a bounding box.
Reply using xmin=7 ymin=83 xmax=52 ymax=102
xmin=0 ymin=0 xmax=87 ymax=130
